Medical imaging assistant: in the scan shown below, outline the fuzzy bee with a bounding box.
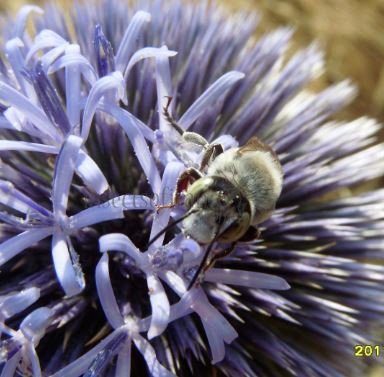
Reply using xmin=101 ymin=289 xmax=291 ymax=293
xmin=152 ymin=98 xmax=283 ymax=290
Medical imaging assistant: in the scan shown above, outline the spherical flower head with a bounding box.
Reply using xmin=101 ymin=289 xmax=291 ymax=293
xmin=0 ymin=1 xmax=383 ymax=376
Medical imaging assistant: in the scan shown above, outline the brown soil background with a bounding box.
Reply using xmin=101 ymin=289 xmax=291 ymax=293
xmin=2 ymin=0 xmax=384 ymax=375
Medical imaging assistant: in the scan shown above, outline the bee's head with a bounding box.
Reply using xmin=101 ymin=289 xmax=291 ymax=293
xmin=183 ymin=176 xmax=251 ymax=244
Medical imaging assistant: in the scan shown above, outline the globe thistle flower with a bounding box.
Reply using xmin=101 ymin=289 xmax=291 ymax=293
xmin=0 ymin=1 xmax=383 ymax=376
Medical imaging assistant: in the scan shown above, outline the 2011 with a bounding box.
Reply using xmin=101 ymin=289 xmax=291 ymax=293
xmin=354 ymin=345 xmax=382 ymax=357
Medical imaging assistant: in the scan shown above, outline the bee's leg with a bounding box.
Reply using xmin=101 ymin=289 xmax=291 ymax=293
xmin=163 ymin=97 xmax=224 ymax=170
xmin=156 ymin=167 xmax=202 ymax=211
xmin=237 ymin=226 xmax=261 ymax=242
xmin=182 ymin=132 xmax=224 ymax=170
xmin=204 ymin=242 xmax=237 ymax=271
xmin=163 ymin=96 xmax=184 ymax=135
xmin=199 ymin=143 xmax=224 ymax=171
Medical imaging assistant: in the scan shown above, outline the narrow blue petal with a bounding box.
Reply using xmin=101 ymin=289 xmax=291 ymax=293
xmin=70 ymin=203 xmax=123 ymax=230
xmin=39 ymin=45 xmax=67 ymax=71
xmin=115 ymin=11 xmax=151 ymax=72
xmin=13 ymin=5 xmax=43 ymax=38
xmin=70 ymin=195 xmax=153 ymax=229
xmin=26 ymin=29 xmax=68 ymax=63
xmin=0 ymin=287 xmax=40 ymax=320
xmin=98 ymin=100 xmax=154 ymax=141
xmin=95 ymin=253 xmax=125 ymax=328
xmin=75 ymin=150 xmax=109 ymax=194
xmin=5 ymin=38 xmax=31 ymax=96
xmin=1 ymin=352 xmax=21 ymax=376
xmin=83 ymin=332 xmax=128 ymax=377
xmin=0 ymin=140 xmax=58 ymax=153
xmin=132 ymin=334 xmax=175 ymax=377
xmin=179 ymin=71 xmax=245 ymax=130
xmin=124 ymin=46 xmax=177 ymax=81
xmin=0 ymin=81 xmax=58 ymax=142
xmin=0 ymin=180 xmax=52 ymax=216
xmin=48 ymin=45 xmax=97 ymax=85
xmin=115 ymin=342 xmax=132 ymax=377
xmin=19 ymin=307 xmax=53 ymax=342
xmin=81 ymin=72 xmax=126 ymax=141
xmin=26 ymin=62 xmax=72 ymax=134
xmin=205 ymin=268 xmax=290 ymax=290
xmin=99 ymin=233 xmax=145 ymax=266
xmin=146 ymin=273 xmax=170 ymax=339
xmin=51 ymin=329 xmax=128 ymax=377
xmin=106 ymin=104 xmax=161 ymax=192
xmin=52 ymin=135 xmax=82 ymax=217
xmin=51 ymin=231 xmax=85 ymax=297
xmin=64 ymin=45 xmax=83 ymax=129
xmin=0 ymin=228 xmax=52 ymax=266
xmin=26 ymin=344 xmax=43 ymax=377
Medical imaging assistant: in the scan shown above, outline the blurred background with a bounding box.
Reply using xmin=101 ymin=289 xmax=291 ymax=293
xmin=222 ymin=0 xmax=384 ymax=128
xmin=1 ymin=0 xmax=383 ymax=375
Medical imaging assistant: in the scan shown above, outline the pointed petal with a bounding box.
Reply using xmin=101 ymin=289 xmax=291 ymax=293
xmin=0 ymin=180 xmax=52 ymax=216
xmin=146 ymin=274 xmax=170 ymax=339
xmin=115 ymin=11 xmax=151 ymax=71
xmin=0 ymin=140 xmax=58 ymax=153
xmin=0 ymin=81 xmax=57 ymax=141
xmin=180 ymin=289 xmax=238 ymax=363
xmin=1 ymin=351 xmax=21 ymax=377
xmin=47 ymin=45 xmax=97 ymax=85
xmin=0 ymin=228 xmax=52 ymax=266
xmin=204 ymin=268 xmax=290 ymax=290
xmin=106 ymin=105 xmax=161 ymax=192
xmin=81 ymin=72 xmax=126 ymax=141
xmin=27 ymin=62 xmax=72 ymax=134
xmin=133 ymin=334 xmax=175 ymax=377
xmin=124 ymin=46 xmax=177 ymax=80
xmin=63 ymin=45 xmax=85 ymax=128
xmin=26 ymin=29 xmax=68 ymax=63
xmin=25 ymin=343 xmax=42 ymax=377
xmin=13 ymin=5 xmax=43 ymax=38
xmin=52 ymin=135 xmax=82 ymax=217
xmin=115 ymin=342 xmax=132 ymax=377
xmin=70 ymin=195 xmax=153 ymax=229
xmin=51 ymin=329 xmax=127 ymax=377
xmin=70 ymin=203 xmax=123 ymax=229
xmin=179 ymin=71 xmax=245 ymax=130
xmin=5 ymin=38 xmax=30 ymax=95
xmin=51 ymin=231 xmax=85 ymax=297
xmin=0 ymin=287 xmax=40 ymax=319
xmin=75 ymin=150 xmax=109 ymax=194
xmin=20 ymin=307 xmax=53 ymax=343
xmin=95 ymin=253 xmax=125 ymax=328
xmin=99 ymin=233 xmax=145 ymax=266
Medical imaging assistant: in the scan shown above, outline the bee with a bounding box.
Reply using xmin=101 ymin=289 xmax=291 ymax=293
xmin=151 ymin=98 xmax=283 ymax=290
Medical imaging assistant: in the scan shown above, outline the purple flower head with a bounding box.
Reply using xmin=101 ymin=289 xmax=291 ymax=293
xmin=0 ymin=1 xmax=383 ymax=376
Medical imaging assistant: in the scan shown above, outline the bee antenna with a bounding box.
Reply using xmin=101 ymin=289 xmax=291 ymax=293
xmin=147 ymin=209 xmax=197 ymax=248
